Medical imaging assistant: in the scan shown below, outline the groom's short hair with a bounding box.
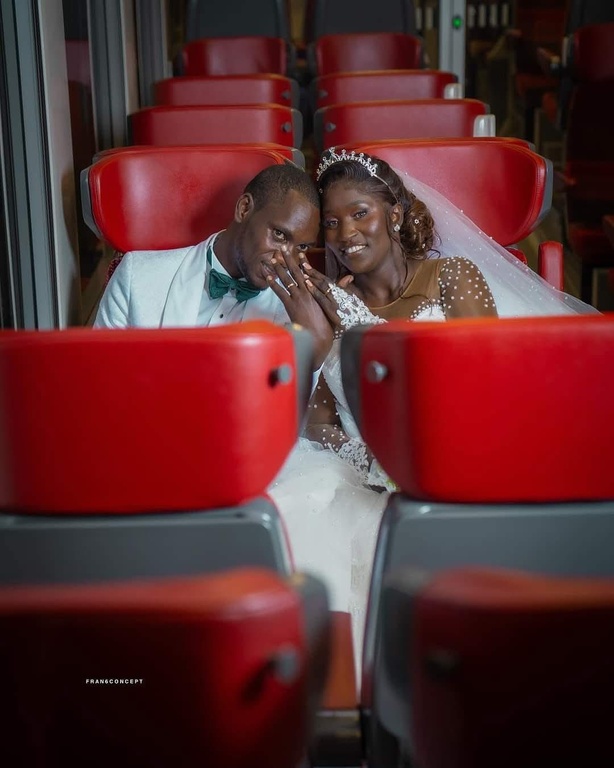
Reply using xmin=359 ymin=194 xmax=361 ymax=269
xmin=245 ymin=163 xmax=319 ymax=212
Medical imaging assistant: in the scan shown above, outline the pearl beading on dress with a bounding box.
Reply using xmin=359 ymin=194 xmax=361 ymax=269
xmin=438 ymin=256 xmax=497 ymax=312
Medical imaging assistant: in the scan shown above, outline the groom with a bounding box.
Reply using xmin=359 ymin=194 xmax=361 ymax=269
xmin=94 ymin=163 xmax=334 ymax=367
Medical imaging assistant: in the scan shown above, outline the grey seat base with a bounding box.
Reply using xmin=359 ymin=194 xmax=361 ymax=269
xmin=0 ymin=496 xmax=291 ymax=586
xmin=363 ymin=495 xmax=614 ymax=767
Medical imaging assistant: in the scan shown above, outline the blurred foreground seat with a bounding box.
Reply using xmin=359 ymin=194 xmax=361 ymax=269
xmin=0 ymin=322 xmax=312 ymax=585
xmin=381 ymin=566 xmax=614 ymax=768
xmin=0 ymin=567 xmax=330 ymax=768
xmin=340 ymin=314 xmax=614 ymax=766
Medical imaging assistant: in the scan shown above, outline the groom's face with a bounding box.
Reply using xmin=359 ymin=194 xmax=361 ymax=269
xmin=234 ymin=190 xmax=320 ymax=289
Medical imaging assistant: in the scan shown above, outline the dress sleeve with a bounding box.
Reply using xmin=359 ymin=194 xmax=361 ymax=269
xmin=438 ymin=257 xmax=498 ymax=319
xmin=303 ymin=372 xmax=395 ymax=491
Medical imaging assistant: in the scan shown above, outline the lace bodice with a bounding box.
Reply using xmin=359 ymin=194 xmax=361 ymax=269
xmin=305 ymin=257 xmax=499 ymax=488
xmin=305 ymin=284 xmax=443 ymax=490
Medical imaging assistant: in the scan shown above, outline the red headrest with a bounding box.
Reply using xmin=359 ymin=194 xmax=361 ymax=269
xmin=129 ymin=104 xmax=301 ymax=148
xmin=154 ymin=73 xmax=297 ymax=107
xmin=182 ymin=35 xmax=288 ymax=76
xmin=348 ymin=139 xmax=550 ymax=245
xmin=351 ymin=314 xmax=614 ymax=502
xmin=315 ymin=32 xmax=422 ymax=76
xmin=0 ymin=568 xmax=312 ymax=768
xmin=573 ymin=23 xmax=614 ymax=82
xmin=315 ymin=69 xmax=458 ymax=109
xmin=317 ymin=99 xmax=487 ymax=150
xmin=81 ymin=145 xmax=293 ymax=252
xmin=0 ymin=323 xmax=302 ymax=513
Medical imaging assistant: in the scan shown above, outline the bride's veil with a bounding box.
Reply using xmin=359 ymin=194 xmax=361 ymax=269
xmin=326 ymin=165 xmax=598 ymax=317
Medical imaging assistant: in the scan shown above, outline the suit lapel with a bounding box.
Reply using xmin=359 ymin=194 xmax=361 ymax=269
xmin=160 ymin=236 xmax=214 ymax=327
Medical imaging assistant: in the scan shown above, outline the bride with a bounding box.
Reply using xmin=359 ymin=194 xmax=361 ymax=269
xmin=268 ymin=148 xmax=597 ymax=674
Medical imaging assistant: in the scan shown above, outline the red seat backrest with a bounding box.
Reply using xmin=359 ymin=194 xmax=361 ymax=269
xmin=154 ymin=74 xmax=297 ymax=107
xmin=316 ymin=99 xmax=488 ymax=150
xmin=81 ymin=145 xmax=295 ymax=252
xmin=0 ymin=568 xmax=313 ymax=768
xmin=314 ymin=32 xmax=422 ymax=76
xmin=355 ymin=314 xmax=614 ymax=502
xmin=349 ymin=138 xmax=550 ymax=246
xmin=129 ymin=104 xmax=301 ymax=148
xmin=315 ymin=69 xmax=458 ymax=109
xmin=182 ymin=35 xmax=288 ymax=76
xmin=0 ymin=324 xmax=301 ymax=513
xmin=571 ymin=21 xmax=614 ymax=82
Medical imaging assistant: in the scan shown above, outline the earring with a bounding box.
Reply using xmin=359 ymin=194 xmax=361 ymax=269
xmin=393 ymin=224 xmax=401 ymax=232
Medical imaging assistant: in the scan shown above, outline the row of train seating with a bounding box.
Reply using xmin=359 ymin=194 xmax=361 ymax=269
xmin=154 ymin=1 xmax=614 ymax=307
xmin=4 ymin=3 xmax=612 ymax=763
xmin=184 ymin=0 xmax=419 ymax=47
xmin=534 ymin=20 xmax=614 ymax=303
xmin=1 ymin=313 xmax=613 ymax=765
xmin=80 ymin=142 xmax=563 ymax=290
xmin=179 ymin=29 xmax=423 ymax=79
xmin=129 ymin=31 xmax=493 ymax=152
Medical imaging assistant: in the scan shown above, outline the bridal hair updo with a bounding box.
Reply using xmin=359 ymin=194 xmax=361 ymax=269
xmin=317 ymin=152 xmax=438 ymax=260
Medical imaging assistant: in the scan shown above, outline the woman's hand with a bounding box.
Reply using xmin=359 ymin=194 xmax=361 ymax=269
xmin=299 ymin=255 xmax=354 ymax=336
xmin=265 ymin=248 xmax=334 ymax=367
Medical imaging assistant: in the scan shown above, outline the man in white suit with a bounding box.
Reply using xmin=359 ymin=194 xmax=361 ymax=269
xmin=95 ymin=163 xmax=334 ymax=367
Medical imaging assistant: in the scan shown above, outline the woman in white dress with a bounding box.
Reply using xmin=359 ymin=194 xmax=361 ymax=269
xmin=269 ymin=149 xmax=597 ymax=673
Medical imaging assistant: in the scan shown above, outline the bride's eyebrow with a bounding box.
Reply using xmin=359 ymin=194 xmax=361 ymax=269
xmin=323 ymin=198 xmax=370 ymax=214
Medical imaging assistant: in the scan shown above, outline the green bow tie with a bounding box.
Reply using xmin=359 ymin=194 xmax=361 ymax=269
xmin=208 ymin=269 xmax=263 ymax=303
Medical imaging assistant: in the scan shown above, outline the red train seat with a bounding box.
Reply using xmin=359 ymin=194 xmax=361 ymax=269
xmin=81 ymin=145 xmax=301 ymax=254
xmin=314 ymin=69 xmax=458 ymax=109
xmin=341 ymin=314 xmax=614 ymax=764
xmin=562 ymin=22 xmax=614 ymax=302
xmin=349 ymin=138 xmax=561 ymax=287
xmin=0 ymin=568 xmax=331 ymax=768
xmin=129 ymin=104 xmax=302 ymax=149
xmin=185 ymin=0 xmax=291 ymax=42
xmin=312 ymin=32 xmax=422 ymax=76
xmin=304 ymin=0 xmax=417 ymax=43
xmin=154 ymin=73 xmax=299 ymax=108
xmin=381 ymin=566 xmax=614 ymax=768
xmin=315 ymin=99 xmax=491 ymax=153
xmin=182 ymin=35 xmax=289 ymax=76
xmin=0 ymin=322 xmax=313 ymax=584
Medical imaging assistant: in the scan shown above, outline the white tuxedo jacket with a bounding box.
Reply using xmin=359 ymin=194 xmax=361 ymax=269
xmin=94 ymin=232 xmax=289 ymax=329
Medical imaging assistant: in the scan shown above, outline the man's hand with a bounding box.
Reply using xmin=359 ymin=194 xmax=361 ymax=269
xmin=266 ymin=248 xmax=334 ymax=368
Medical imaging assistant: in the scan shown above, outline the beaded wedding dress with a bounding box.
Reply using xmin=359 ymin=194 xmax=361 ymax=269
xmin=268 ymin=296 xmax=445 ymax=677
xmin=269 ymin=171 xmax=598 ymax=680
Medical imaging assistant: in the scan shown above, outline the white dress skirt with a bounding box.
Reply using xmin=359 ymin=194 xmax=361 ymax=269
xmin=268 ymin=303 xmax=446 ymax=681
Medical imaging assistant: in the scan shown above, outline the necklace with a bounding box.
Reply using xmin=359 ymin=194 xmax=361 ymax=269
xmin=398 ymin=259 xmax=411 ymax=299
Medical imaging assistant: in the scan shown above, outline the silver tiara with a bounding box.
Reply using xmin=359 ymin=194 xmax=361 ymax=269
xmin=316 ymin=148 xmax=379 ymax=181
